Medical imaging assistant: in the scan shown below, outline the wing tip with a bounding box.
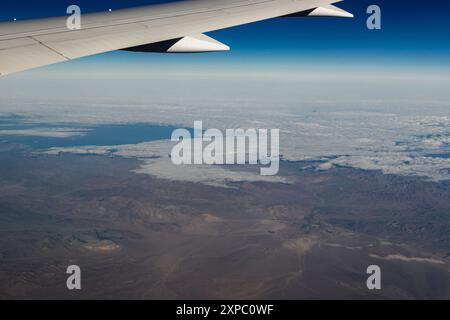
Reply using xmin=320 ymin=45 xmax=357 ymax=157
xmin=309 ymin=5 xmax=354 ymax=18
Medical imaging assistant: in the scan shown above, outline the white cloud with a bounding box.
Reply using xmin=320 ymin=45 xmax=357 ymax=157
xmin=1 ymin=76 xmax=449 ymax=183
xmin=0 ymin=128 xmax=89 ymax=138
xmin=45 ymin=140 xmax=289 ymax=187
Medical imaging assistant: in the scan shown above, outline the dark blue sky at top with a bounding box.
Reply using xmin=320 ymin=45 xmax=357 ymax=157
xmin=1 ymin=0 xmax=449 ymax=69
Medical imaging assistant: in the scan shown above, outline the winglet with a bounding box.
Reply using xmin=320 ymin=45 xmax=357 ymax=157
xmin=308 ymin=5 xmax=354 ymax=18
xmin=284 ymin=4 xmax=354 ymax=18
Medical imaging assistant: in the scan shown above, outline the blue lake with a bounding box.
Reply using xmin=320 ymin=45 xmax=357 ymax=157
xmin=427 ymin=153 xmax=450 ymax=159
xmin=0 ymin=116 xmax=186 ymax=149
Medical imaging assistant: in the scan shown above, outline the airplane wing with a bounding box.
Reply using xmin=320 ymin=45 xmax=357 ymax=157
xmin=0 ymin=0 xmax=353 ymax=76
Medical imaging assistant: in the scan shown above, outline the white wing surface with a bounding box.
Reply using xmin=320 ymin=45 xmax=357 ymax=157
xmin=0 ymin=0 xmax=352 ymax=76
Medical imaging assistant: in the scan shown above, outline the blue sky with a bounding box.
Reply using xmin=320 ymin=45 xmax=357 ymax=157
xmin=1 ymin=0 xmax=449 ymax=72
